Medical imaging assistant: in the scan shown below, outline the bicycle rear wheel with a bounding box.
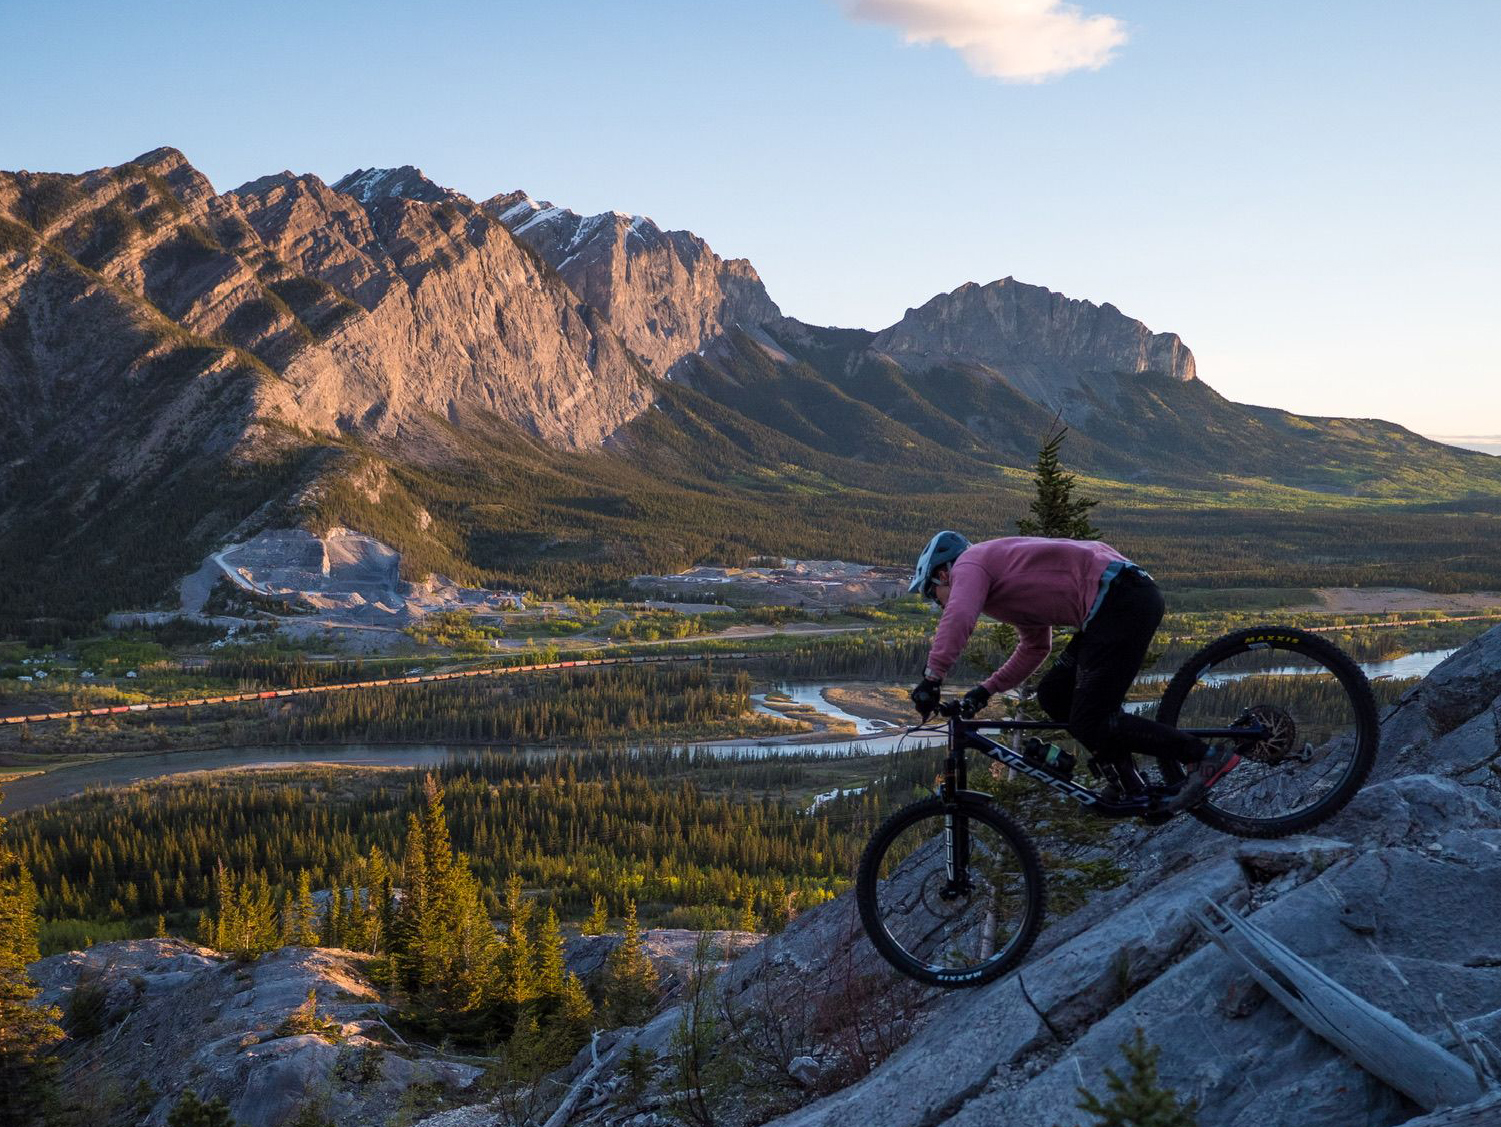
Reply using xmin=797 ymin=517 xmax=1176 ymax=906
xmin=856 ymin=794 xmax=1044 ymax=987
xmin=1155 ymin=626 xmax=1379 ymax=838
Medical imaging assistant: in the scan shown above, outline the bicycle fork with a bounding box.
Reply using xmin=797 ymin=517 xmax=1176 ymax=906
xmin=942 ymin=717 xmax=972 ymax=898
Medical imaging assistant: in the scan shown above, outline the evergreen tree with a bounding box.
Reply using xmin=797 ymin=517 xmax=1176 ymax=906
xmin=205 ymin=862 xmax=278 ymax=959
xmin=0 ymin=796 xmax=64 ymax=1126
xmin=581 ymin=892 xmax=610 ymax=936
xmin=559 ymin=970 xmax=594 ymax=1033
xmin=1073 ymin=1028 xmax=1199 ymax=1127
xmin=322 ymin=884 xmax=343 ymax=949
xmin=386 ymin=780 xmax=501 ymax=1030
xmin=736 ymin=897 xmax=758 ymax=934
xmin=1015 ymin=423 xmax=1101 ymax=540
xmin=500 ymin=873 xmax=538 ymax=1007
xmin=616 ymin=1043 xmax=656 ymax=1109
xmin=433 ymin=862 xmax=502 ymax=1018
xmin=279 ymin=890 xmax=296 ymax=946
xmin=536 ymin=906 xmax=566 ymax=998
xmin=290 ymin=871 xmax=320 ymax=947
xmin=391 ymin=811 xmax=428 ymax=992
xmin=166 ymin=1089 xmax=239 ymax=1127
xmin=604 ymin=898 xmax=659 ymax=1025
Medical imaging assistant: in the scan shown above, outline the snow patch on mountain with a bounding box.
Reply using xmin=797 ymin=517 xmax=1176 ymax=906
xmin=331 ymin=165 xmax=454 ymax=204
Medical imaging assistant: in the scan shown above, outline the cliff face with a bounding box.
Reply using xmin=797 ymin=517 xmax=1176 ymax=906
xmin=486 ymin=190 xmax=781 ymax=376
xmin=0 ymin=147 xmax=652 ymax=468
xmin=0 ymin=149 xmax=290 ymax=545
xmin=229 ymin=168 xmax=651 ymax=449
xmin=868 ymin=276 xmax=1196 ymax=409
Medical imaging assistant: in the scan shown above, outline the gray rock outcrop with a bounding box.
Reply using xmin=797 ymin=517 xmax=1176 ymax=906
xmin=31 ymin=939 xmax=479 ymax=1127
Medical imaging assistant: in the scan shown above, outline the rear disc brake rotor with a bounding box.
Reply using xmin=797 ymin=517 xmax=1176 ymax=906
xmin=1235 ymin=705 xmax=1298 ymax=764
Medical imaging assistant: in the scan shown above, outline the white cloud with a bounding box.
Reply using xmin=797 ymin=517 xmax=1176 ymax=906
xmin=836 ymin=0 xmax=1128 ymax=83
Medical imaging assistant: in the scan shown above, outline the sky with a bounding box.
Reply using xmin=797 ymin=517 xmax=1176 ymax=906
xmin=2 ymin=0 xmax=1498 ymax=441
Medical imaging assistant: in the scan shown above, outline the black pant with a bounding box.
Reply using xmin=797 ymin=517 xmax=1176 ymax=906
xmin=1035 ymin=571 xmax=1205 ymax=772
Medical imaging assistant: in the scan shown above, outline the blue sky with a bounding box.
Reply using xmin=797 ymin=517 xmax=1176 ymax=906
xmin=2 ymin=0 xmax=1497 ymax=439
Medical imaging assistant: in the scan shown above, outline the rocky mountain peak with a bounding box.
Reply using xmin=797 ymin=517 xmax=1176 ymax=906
xmin=485 ymin=189 xmax=781 ymax=375
xmin=332 ymin=165 xmax=454 ymax=205
xmin=870 ymin=275 xmax=1196 ymax=410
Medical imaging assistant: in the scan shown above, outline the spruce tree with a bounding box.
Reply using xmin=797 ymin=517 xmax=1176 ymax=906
xmin=1073 ymin=1028 xmax=1199 ymax=1127
xmin=0 ymin=795 xmax=64 ymax=1126
xmin=205 ymin=862 xmax=278 ymax=959
xmin=736 ymin=897 xmax=758 ymax=934
xmin=322 ymin=885 xmax=343 ymax=949
xmin=290 ymin=871 xmax=319 ymax=947
xmin=1015 ymin=423 xmax=1101 ymax=540
xmin=536 ymin=906 xmax=566 ymax=999
xmin=434 ymin=863 xmax=502 ymax=1018
xmin=501 ymin=874 xmax=538 ymax=1007
xmin=604 ymin=899 xmax=659 ymax=1025
xmin=386 ymin=781 xmax=501 ymax=1028
xmin=581 ymin=892 xmax=609 ymax=936
xmin=391 ymin=811 xmax=428 ymax=993
xmin=559 ymin=970 xmax=593 ymax=1034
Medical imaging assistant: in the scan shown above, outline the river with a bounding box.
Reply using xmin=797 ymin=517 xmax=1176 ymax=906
xmin=0 ymin=647 xmax=1457 ymax=815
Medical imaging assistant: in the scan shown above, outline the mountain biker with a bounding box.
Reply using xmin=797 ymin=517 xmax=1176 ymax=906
xmin=907 ymin=531 xmax=1239 ymax=814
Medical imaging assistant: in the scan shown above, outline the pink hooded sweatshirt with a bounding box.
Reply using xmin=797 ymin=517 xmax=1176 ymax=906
xmin=924 ymin=537 xmax=1130 ymax=694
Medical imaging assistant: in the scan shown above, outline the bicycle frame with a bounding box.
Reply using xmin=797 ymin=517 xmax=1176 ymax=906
xmin=931 ymin=705 xmax=1269 ymax=902
xmin=934 ymin=706 xmax=1271 ymax=816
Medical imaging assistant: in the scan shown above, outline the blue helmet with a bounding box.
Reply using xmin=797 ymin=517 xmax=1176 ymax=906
xmin=909 ymin=531 xmax=971 ymax=598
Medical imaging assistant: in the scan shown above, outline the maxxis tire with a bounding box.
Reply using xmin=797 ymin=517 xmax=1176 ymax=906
xmin=1156 ymin=626 xmax=1380 ymax=839
xmin=855 ymin=794 xmax=1045 ymax=987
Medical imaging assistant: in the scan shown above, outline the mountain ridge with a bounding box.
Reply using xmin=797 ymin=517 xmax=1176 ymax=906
xmin=5 ymin=147 xmax=1501 ymax=635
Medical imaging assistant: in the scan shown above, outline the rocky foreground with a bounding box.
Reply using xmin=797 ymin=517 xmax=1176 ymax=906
xmin=30 ymin=626 xmax=1501 ymax=1126
xmin=417 ymin=625 xmax=1501 ymax=1127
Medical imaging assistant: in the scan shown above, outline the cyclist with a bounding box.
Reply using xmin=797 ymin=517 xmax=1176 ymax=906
xmin=907 ymin=531 xmax=1239 ymax=814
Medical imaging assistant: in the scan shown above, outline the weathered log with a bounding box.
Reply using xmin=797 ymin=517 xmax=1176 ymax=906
xmin=543 ymin=1030 xmax=606 ymax=1127
xmin=1390 ymin=1090 xmax=1501 ymax=1125
xmin=1190 ymin=898 xmax=1486 ymax=1111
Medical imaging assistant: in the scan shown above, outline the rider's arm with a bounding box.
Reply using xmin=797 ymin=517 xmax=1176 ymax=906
xmin=922 ymin=561 xmax=988 ymax=681
xmin=981 ymin=625 xmax=1052 ymax=695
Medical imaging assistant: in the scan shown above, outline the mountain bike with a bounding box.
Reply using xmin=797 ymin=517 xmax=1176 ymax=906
xmin=855 ymin=626 xmax=1379 ymax=987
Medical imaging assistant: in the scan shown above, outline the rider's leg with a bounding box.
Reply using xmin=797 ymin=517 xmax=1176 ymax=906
xmin=1035 ymin=634 xmax=1080 ymax=723
xmin=1066 ymin=572 xmax=1208 ymax=770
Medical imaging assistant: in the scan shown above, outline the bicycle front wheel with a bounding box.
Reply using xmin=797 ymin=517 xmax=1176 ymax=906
xmin=1156 ymin=626 xmax=1380 ymax=838
xmin=856 ymin=795 xmax=1044 ymax=988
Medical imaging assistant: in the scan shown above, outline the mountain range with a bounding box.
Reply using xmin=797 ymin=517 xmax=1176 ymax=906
xmin=2 ymin=148 xmax=1499 ymax=635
